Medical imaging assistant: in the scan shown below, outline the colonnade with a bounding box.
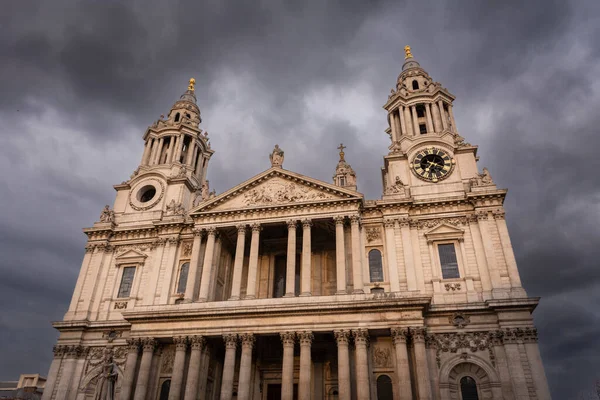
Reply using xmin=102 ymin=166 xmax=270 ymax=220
xmin=141 ymin=133 xmax=204 ymax=176
xmin=186 ymin=214 xmax=366 ymax=303
xmin=388 ymin=100 xmax=456 ymax=142
xmin=118 ymin=327 xmax=429 ymax=400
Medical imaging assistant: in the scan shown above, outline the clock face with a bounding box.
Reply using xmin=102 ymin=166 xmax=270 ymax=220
xmin=411 ymin=147 xmax=455 ymax=182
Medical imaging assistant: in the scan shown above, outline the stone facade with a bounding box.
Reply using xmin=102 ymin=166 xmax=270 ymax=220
xmin=43 ymin=51 xmax=551 ymax=400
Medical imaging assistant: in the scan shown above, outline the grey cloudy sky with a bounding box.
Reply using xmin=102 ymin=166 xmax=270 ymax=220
xmin=1 ymin=0 xmax=599 ymax=398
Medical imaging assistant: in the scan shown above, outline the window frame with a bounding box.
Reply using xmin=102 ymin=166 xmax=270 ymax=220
xmin=368 ymin=249 xmax=384 ymax=283
xmin=175 ymin=262 xmax=190 ymax=295
xmin=433 ymin=239 xmax=466 ymax=281
xmin=117 ymin=265 xmax=137 ymax=299
xmin=112 ymin=251 xmax=147 ymax=302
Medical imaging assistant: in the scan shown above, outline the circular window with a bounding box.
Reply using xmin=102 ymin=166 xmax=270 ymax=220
xmin=138 ymin=186 xmax=157 ymax=203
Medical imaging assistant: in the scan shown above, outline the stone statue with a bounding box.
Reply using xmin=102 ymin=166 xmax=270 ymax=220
xmin=385 ymin=176 xmax=405 ymax=194
xmin=470 ymin=167 xmax=495 ymax=187
xmin=94 ymin=349 xmax=118 ymax=400
xmin=165 ymin=199 xmax=185 ymax=216
xmin=269 ymin=145 xmax=285 ymax=168
xmin=201 ymin=181 xmax=210 ymax=200
xmin=99 ymin=206 xmax=115 ymax=223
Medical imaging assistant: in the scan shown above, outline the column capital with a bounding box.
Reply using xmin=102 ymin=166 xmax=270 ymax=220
xmin=349 ymin=214 xmax=361 ymax=225
xmin=333 ymin=215 xmax=345 ymax=225
xmin=410 ymin=327 xmax=427 ymax=343
xmin=126 ymin=338 xmax=140 ymax=352
xmin=192 ymin=228 xmax=205 ymax=237
xmin=302 ymin=219 xmax=313 ymax=229
xmin=391 ymin=327 xmax=409 ymax=344
xmin=397 ymin=216 xmax=411 ymax=227
xmin=206 ymin=226 xmax=218 ymax=236
xmin=189 ymin=335 xmax=206 ymax=350
xmin=52 ymin=345 xmax=66 ymax=358
xmin=249 ymin=223 xmax=262 ymax=233
xmin=352 ymin=329 xmax=369 ymax=346
xmin=173 ymin=336 xmax=188 ymax=350
xmin=286 ymin=219 xmax=298 ymax=229
xmin=492 ymin=209 xmax=506 ymax=220
xmin=297 ymin=331 xmax=314 ymax=346
xmin=236 ymin=224 xmax=247 ymax=234
xmin=334 ymin=330 xmax=351 ymax=345
xmin=475 ymin=210 xmax=489 ymax=221
xmin=280 ymin=331 xmax=296 ymax=346
xmin=141 ymin=338 xmax=157 ymax=352
xmin=223 ymin=334 xmax=238 ymax=349
xmin=240 ymin=333 xmax=256 ymax=348
xmin=383 ymin=218 xmax=396 ymax=228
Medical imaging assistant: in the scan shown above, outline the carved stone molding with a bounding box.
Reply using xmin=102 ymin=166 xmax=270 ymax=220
xmin=449 ymin=313 xmax=470 ymax=328
xmin=167 ymin=236 xmax=180 ymax=245
xmin=240 ymin=333 xmax=255 ymax=348
xmin=102 ymin=330 xmax=123 ymax=343
xmin=152 ymin=237 xmax=167 ymax=248
xmin=236 ymin=224 xmax=247 ymax=234
xmin=173 ymin=336 xmax=188 ymax=350
xmin=391 ymin=327 xmax=409 ymax=345
xmin=298 ymin=331 xmax=314 ymax=346
xmin=503 ymin=327 xmax=538 ymax=344
xmin=161 ymin=347 xmax=175 ymax=374
xmin=115 ymin=243 xmax=151 ymax=254
xmin=397 ymin=217 xmax=410 ymax=228
xmin=125 ymin=338 xmax=140 ymax=353
xmin=444 ymin=283 xmax=462 ymax=292
xmin=192 ymin=228 xmax=204 ymax=237
xmin=475 ymin=210 xmax=489 ymax=221
xmin=242 ymin=179 xmax=334 ymax=207
xmin=334 ymin=330 xmax=351 ymax=345
xmin=181 ymin=241 xmax=193 ymax=257
xmin=352 ymin=329 xmax=369 ymax=346
xmin=383 ymin=219 xmax=396 ymax=229
xmin=417 ymin=216 xmax=468 ymax=229
xmin=206 ymin=227 xmax=217 ymax=236
xmin=189 ymin=336 xmax=206 ymax=350
xmin=373 ymin=346 xmax=392 ymax=368
xmin=366 ymin=227 xmax=382 ymax=241
xmin=492 ymin=209 xmax=506 ymax=220
xmin=280 ymin=331 xmax=296 ymax=346
xmin=428 ymin=331 xmax=493 ymax=368
xmin=223 ymin=334 xmax=238 ymax=348
xmin=114 ymin=301 xmax=128 ymax=310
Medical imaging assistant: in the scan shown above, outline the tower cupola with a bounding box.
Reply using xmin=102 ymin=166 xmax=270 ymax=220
xmin=333 ymin=143 xmax=357 ymax=191
xmin=167 ymin=78 xmax=202 ymax=128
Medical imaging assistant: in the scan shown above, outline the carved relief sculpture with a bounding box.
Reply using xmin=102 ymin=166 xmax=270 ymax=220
xmin=99 ymin=205 xmax=115 ymax=223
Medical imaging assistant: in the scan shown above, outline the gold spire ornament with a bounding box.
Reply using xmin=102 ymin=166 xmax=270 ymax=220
xmin=188 ymin=78 xmax=196 ymax=92
xmin=337 ymin=143 xmax=346 ymax=161
xmin=404 ymin=45 xmax=413 ymax=60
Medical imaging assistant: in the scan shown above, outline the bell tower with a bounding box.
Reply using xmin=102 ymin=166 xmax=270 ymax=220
xmin=381 ymin=46 xmax=494 ymax=201
xmin=109 ymin=79 xmax=215 ymax=227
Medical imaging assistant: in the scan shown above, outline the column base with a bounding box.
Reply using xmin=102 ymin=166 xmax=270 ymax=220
xmin=228 ymin=296 xmax=240 ymax=301
xmin=299 ymin=292 xmax=311 ymax=297
xmin=244 ymin=295 xmax=256 ymax=300
xmin=336 ymin=290 xmax=348 ymax=295
xmin=283 ymin=293 xmax=296 ymax=298
xmin=197 ymin=297 xmax=207 ymax=302
xmin=353 ymin=289 xmax=365 ymax=294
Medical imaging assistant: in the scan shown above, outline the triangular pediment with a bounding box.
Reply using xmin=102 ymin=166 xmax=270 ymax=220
xmin=424 ymin=223 xmax=464 ymax=242
xmin=115 ymin=249 xmax=147 ymax=262
xmin=191 ymin=167 xmax=362 ymax=214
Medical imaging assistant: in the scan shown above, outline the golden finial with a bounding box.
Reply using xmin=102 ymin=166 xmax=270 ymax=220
xmin=337 ymin=143 xmax=346 ymax=161
xmin=188 ymin=78 xmax=196 ymax=92
xmin=404 ymin=45 xmax=413 ymax=60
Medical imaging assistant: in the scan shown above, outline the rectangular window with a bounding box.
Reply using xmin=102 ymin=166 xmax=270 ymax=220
xmin=438 ymin=244 xmax=460 ymax=279
xmin=118 ymin=266 xmax=136 ymax=298
xmin=419 ymin=124 xmax=427 ymax=134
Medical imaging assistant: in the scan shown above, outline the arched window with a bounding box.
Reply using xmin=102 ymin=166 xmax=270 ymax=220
xmin=412 ymin=80 xmax=419 ymax=90
xmin=368 ymin=249 xmax=383 ymax=282
xmin=174 ymin=112 xmax=180 ymax=122
xmin=460 ymin=376 xmax=479 ymax=400
xmin=159 ymin=379 xmax=171 ymax=400
xmin=376 ymin=375 xmax=393 ymax=399
xmin=176 ymin=263 xmax=190 ymax=294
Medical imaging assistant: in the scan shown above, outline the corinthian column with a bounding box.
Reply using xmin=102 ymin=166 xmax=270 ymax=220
xmin=280 ymin=332 xmax=296 ymax=400
xmin=284 ymin=220 xmax=297 ymax=297
xmin=411 ymin=328 xmax=432 ymax=400
xmin=349 ymin=215 xmax=364 ymax=293
xmin=230 ymin=224 xmax=247 ymax=300
xmin=245 ymin=224 xmax=261 ymax=299
xmin=391 ymin=328 xmax=412 ymax=400
xmin=184 ymin=229 xmax=204 ymax=302
xmin=523 ymin=329 xmax=552 ymax=400
xmin=41 ymin=346 xmax=64 ymax=400
xmin=298 ymin=332 xmax=313 ymax=400
xmin=183 ymin=336 xmax=206 ymax=400
xmin=353 ymin=329 xmax=370 ymax=400
xmin=411 ymin=106 xmax=419 ymax=135
xmin=334 ymin=216 xmax=347 ymax=294
xmin=53 ymin=346 xmax=81 ymax=400
xmin=169 ymin=337 xmax=188 ymax=400
xmin=300 ymin=219 xmax=312 ymax=296
xmin=238 ymin=333 xmax=255 ymax=400
xmin=493 ymin=210 xmax=525 ymax=295
xmin=438 ymin=100 xmax=448 ymax=130
xmin=220 ymin=334 xmax=238 ymax=400
xmin=384 ymin=219 xmax=400 ymax=292
xmin=119 ymin=339 xmax=140 ymax=400
xmin=334 ymin=330 xmax=351 ymax=400
xmin=133 ymin=338 xmax=157 ymax=400
xmin=198 ymin=227 xmax=217 ymax=302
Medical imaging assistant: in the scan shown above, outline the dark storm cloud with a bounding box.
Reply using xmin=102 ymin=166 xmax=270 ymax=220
xmin=1 ymin=0 xmax=599 ymax=397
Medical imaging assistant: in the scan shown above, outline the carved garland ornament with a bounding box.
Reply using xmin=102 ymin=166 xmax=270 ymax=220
xmin=243 ymin=181 xmax=333 ymax=207
xmin=366 ymin=228 xmax=381 ymax=242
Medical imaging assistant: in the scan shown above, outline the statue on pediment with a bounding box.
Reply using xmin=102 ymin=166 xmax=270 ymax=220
xmin=99 ymin=205 xmax=115 ymax=223
xmin=269 ymin=145 xmax=285 ymax=168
